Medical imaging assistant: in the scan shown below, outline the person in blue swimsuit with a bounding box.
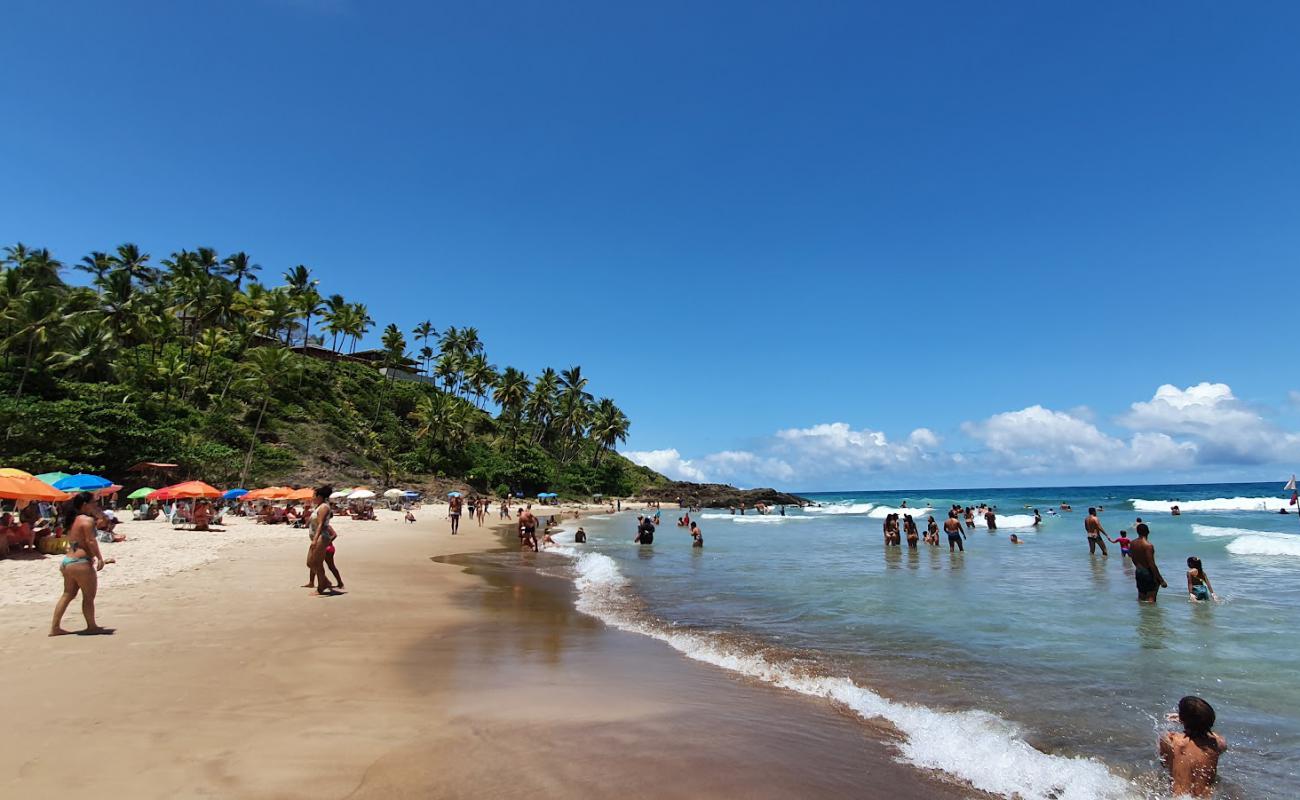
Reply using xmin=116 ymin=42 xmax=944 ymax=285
xmin=50 ymin=492 xmax=113 ymax=636
xmin=1186 ymin=557 xmax=1217 ymax=602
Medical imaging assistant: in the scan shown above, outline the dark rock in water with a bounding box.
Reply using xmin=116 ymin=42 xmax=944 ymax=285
xmin=637 ymin=482 xmax=808 ymax=509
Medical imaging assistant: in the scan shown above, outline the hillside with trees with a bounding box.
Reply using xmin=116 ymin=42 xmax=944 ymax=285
xmin=0 ymin=242 xmax=666 ymax=497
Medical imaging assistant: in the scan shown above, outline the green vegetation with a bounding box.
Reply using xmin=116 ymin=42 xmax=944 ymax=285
xmin=0 ymin=242 xmax=667 ymax=497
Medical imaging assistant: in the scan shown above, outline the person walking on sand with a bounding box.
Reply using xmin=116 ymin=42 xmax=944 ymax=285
xmin=518 ymin=505 xmax=538 ymax=551
xmin=1159 ymin=696 xmax=1227 ymax=798
xmin=1085 ymin=507 xmax=1108 ymax=556
xmin=1186 ymin=557 xmax=1217 ymax=602
xmin=448 ymin=494 xmax=463 ymax=535
xmin=1129 ymin=522 xmax=1166 ymax=603
xmin=306 ymin=486 xmax=340 ymax=595
xmin=50 ymin=492 xmax=114 ymax=636
xmin=944 ymin=511 xmax=966 ymax=552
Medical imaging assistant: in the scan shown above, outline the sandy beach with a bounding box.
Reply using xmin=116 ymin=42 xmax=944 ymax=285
xmin=1 ymin=504 xmax=976 ymax=799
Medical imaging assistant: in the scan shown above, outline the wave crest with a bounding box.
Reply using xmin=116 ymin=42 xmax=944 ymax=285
xmin=1130 ymin=496 xmax=1285 ymax=513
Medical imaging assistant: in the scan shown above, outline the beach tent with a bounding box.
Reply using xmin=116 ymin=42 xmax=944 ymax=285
xmin=348 ymin=489 xmax=376 ymax=500
xmin=222 ymin=488 xmax=249 ymax=500
xmin=54 ymin=473 xmax=113 ymax=492
xmin=0 ymin=474 xmax=72 ymax=502
xmin=127 ymin=487 xmax=156 ymax=500
xmin=383 ymin=489 xmax=405 ymax=499
xmin=148 ymin=481 xmax=223 ymax=501
xmin=35 ymin=471 xmax=72 ymax=485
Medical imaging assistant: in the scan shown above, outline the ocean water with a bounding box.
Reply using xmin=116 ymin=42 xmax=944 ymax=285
xmin=547 ymin=483 xmax=1300 ymax=799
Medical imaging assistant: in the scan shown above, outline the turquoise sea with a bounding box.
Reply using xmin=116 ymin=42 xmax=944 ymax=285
xmin=548 ymin=482 xmax=1299 ymax=799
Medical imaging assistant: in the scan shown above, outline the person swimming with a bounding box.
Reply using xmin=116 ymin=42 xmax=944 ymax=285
xmin=574 ymin=527 xmax=587 ymax=543
xmin=1009 ymin=533 xmax=1022 ymax=544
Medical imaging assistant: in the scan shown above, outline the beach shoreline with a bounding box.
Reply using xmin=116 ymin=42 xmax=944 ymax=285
xmin=1 ymin=504 xmax=978 ymax=799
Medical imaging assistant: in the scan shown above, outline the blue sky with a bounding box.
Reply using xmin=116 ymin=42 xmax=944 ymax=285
xmin=4 ymin=1 xmax=1300 ymax=489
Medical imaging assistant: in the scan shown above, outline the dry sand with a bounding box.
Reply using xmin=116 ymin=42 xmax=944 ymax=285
xmin=0 ymin=504 xmax=976 ymax=799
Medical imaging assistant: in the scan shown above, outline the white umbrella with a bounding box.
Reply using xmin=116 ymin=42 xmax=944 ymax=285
xmin=330 ymin=489 xmax=352 ymax=500
xmin=349 ymin=489 xmax=376 ymax=500
xmin=383 ymin=488 xmax=404 ymax=499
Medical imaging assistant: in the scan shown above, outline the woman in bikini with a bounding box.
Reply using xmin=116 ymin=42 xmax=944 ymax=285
xmin=50 ymin=492 xmax=113 ymax=636
xmin=304 ymin=486 xmax=341 ymax=595
xmin=1186 ymin=557 xmax=1216 ymax=602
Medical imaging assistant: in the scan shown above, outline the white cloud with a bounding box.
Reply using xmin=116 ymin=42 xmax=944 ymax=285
xmin=962 ymin=405 xmax=1198 ymax=473
xmin=623 ymin=448 xmax=709 ymax=482
xmin=628 ymin=383 xmax=1300 ymax=487
xmin=1120 ymin=382 xmax=1298 ymax=464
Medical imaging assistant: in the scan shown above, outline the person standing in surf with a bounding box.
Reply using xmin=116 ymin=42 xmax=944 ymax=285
xmin=1129 ymin=522 xmax=1167 ymax=603
xmin=1084 ymin=507 xmax=1108 ymax=556
xmin=944 ymin=511 xmax=966 ymax=552
xmin=984 ymin=507 xmax=997 ymax=531
xmin=518 ymin=505 xmax=538 ymax=551
xmin=904 ymin=515 xmax=919 ymax=549
xmin=925 ymin=515 xmax=940 ymax=546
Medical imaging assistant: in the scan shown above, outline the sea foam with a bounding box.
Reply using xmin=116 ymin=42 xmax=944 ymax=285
xmin=803 ymin=502 xmax=876 ymax=515
xmin=549 ymin=545 xmax=1135 ymax=800
xmin=1130 ymin=496 xmax=1285 ymax=513
xmin=1225 ymin=534 xmax=1300 ymax=559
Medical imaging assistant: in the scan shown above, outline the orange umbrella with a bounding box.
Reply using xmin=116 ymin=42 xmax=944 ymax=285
xmin=285 ymin=487 xmax=315 ymax=501
xmin=148 ymin=481 xmax=223 ymax=501
xmin=0 ymin=475 xmax=72 ymax=502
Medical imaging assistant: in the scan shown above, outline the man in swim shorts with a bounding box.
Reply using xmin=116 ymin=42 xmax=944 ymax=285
xmin=1128 ymin=523 xmax=1167 ymax=603
xmin=518 ymin=506 xmax=538 ymax=551
xmin=943 ymin=511 xmax=966 ymax=552
xmin=1084 ymin=507 xmax=1108 ymax=555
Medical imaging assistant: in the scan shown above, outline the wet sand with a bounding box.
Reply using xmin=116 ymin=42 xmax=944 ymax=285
xmin=0 ymin=508 xmax=977 ymax=799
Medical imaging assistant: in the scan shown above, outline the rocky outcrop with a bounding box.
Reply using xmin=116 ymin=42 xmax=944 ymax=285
xmin=636 ymin=481 xmax=808 ymax=509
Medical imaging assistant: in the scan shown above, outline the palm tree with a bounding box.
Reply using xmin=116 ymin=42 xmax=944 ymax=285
xmin=413 ymin=319 xmax=436 ymax=373
xmin=296 ymin=286 xmax=325 ymax=350
xmin=237 ymin=346 xmax=302 ymax=485
xmin=112 ymin=243 xmax=156 ymax=287
xmin=321 ymin=293 xmax=349 ymax=354
xmin=3 ymin=286 xmax=67 ymax=397
xmin=410 ymin=392 xmax=468 ymax=468
xmin=46 ymin=317 xmax=117 ymax=381
xmin=76 ymin=251 xmax=115 ymax=284
xmin=464 ymin=352 xmax=497 ymax=408
xmin=221 ymin=251 xmax=261 ymax=290
xmin=526 ymin=367 xmax=559 ymax=444
xmin=588 ymin=398 xmax=630 ymax=465
xmin=494 ymin=366 xmax=531 ymax=444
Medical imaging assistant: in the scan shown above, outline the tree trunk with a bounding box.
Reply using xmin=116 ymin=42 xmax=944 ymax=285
xmin=14 ymin=332 xmax=36 ymax=398
xmin=240 ymin=394 xmax=270 ymax=486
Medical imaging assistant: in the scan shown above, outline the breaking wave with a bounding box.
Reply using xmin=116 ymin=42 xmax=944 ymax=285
xmin=1130 ymin=496 xmax=1285 ymax=513
xmin=547 ymin=544 xmax=1135 ymax=800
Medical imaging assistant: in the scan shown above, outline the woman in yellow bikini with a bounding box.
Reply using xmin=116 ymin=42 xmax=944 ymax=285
xmin=50 ymin=492 xmax=113 ymax=636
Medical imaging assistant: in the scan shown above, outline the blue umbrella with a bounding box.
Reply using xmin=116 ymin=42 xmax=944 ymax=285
xmin=403 ymin=491 xmax=420 ymax=498
xmin=223 ymin=488 xmax=249 ymax=500
xmin=54 ymin=473 xmax=113 ymax=491
xmin=448 ymin=491 xmax=462 ymax=497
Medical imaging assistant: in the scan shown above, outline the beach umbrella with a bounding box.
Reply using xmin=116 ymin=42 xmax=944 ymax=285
xmin=348 ymin=489 xmax=376 ymax=500
xmin=0 ymin=474 xmax=72 ymax=502
xmin=0 ymin=468 xmax=34 ymax=478
xmin=127 ymin=487 xmax=156 ymax=500
xmin=447 ymin=491 xmax=462 ymax=497
xmin=403 ymin=490 xmax=420 ymax=498
xmin=223 ymin=488 xmax=249 ymax=500
xmin=34 ymin=471 xmax=72 ymax=485
xmin=329 ymin=489 xmax=352 ymax=500
xmin=54 ymin=473 xmax=114 ymax=492
xmin=148 ymin=481 xmax=223 ymax=501
xmin=383 ymin=488 xmax=404 ymax=499
xmin=286 ymin=487 xmax=315 ymax=501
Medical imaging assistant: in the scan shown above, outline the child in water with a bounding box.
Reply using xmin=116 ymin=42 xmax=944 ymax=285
xmin=1159 ymin=696 xmax=1227 ymax=798
xmin=1186 ymin=557 xmax=1217 ymax=602
xmin=1008 ymin=534 xmax=1022 ymax=544
xmin=1106 ymin=530 xmax=1131 ymax=558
